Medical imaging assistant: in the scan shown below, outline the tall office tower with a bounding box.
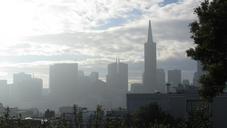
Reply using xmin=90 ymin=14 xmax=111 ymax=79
xmin=193 ymin=61 xmax=204 ymax=87
xmin=107 ymin=59 xmax=128 ymax=92
xmin=156 ymin=69 xmax=166 ymax=93
xmin=143 ymin=20 xmax=157 ymax=93
xmin=106 ymin=59 xmax=128 ymax=108
xmin=168 ymin=69 xmax=182 ymax=87
xmin=49 ymin=63 xmax=78 ymax=106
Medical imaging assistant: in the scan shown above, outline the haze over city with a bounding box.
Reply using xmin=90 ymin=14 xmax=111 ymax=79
xmin=0 ymin=0 xmax=200 ymax=88
xmin=0 ymin=0 xmax=226 ymax=128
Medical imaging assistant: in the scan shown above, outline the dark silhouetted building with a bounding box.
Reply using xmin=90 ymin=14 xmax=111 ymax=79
xmin=127 ymin=93 xmax=227 ymax=128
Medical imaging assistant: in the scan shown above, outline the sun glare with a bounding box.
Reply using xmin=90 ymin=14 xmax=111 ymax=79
xmin=0 ymin=1 xmax=36 ymax=44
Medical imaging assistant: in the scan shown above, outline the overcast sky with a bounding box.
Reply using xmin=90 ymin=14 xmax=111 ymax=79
xmin=0 ymin=0 xmax=200 ymax=88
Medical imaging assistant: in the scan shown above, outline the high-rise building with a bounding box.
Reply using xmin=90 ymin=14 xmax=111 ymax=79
xmin=156 ymin=69 xmax=165 ymax=93
xmin=49 ymin=63 xmax=78 ymax=93
xmin=168 ymin=69 xmax=182 ymax=87
xmin=143 ymin=20 xmax=157 ymax=93
xmin=107 ymin=59 xmax=128 ymax=92
xmin=49 ymin=63 xmax=78 ymax=106
xmin=106 ymin=59 xmax=128 ymax=108
xmin=193 ymin=61 xmax=204 ymax=87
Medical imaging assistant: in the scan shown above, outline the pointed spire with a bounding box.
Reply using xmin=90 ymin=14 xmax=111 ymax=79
xmin=147 ymin=20 xmax=153 ymax=44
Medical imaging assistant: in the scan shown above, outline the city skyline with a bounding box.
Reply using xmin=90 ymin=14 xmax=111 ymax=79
xmin=0 ymin=0 xmax=225 ymax=127
xmin=0 ymin=21 xmax=198 ymax=110
xmin=0 ymin=20 xmax=196 ymax=88
xmin=0 ymin=0 xmax=200 ymax=88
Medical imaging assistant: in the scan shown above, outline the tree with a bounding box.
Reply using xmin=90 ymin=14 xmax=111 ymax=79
xmin=132 ymin=103 xmax=177 ymax=128
xmin=3 ymin=107 xmax=11 ymax=128
xmin=105 ymin=109 xmax=129 ymax=128
xmin=93 ymin=105 xmax=104 ymax=128
xmin=186 ymin=0 xmax=227 ymax=100
xmin=186 ymin=102 xmax=212 ymax=128
xmin=73 ymin=104 xmax=84 ymax=128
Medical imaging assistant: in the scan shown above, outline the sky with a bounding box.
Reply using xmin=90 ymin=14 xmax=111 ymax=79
xmin=0 ymin=0 xmax=201 ymax=88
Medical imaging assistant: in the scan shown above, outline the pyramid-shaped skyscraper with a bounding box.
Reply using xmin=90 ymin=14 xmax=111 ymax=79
xmin=143 ymin=20 xmax=157 ymax=93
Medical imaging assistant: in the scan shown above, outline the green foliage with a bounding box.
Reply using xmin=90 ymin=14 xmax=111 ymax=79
xmin=186 ymin=102 xmax=212 ymax=128
xmin=186 ymin=0 xmax=227 ymax=100
xmin=105 ymin=109 xmax=130 ymax=128
xmin=47 ymin=118 xmax=69 ymax=128
xmin=0 ymin=103 xmax=212 ymax=128
xmin=93 ymin=105 xmax=104 ymax=128
xmin=0 ymin=107 xmax=69 ymax=128
xmin=105 ymin=116 xmax=125 ymax=128
xmin=73 ymin=104 xmax=84 ymax=128
xmin=132 ymin=103 xmax=178 ymax=128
